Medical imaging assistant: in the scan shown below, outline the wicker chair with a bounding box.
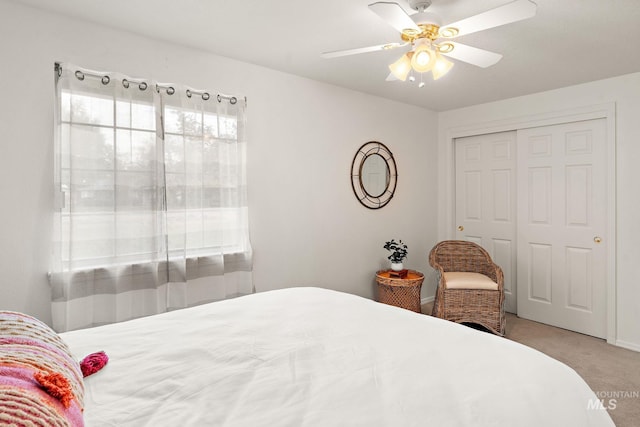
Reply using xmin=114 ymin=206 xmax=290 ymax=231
xmin=428 ymin=240 xmax=505 ymax=336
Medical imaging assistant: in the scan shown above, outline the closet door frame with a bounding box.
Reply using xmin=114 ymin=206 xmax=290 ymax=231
xmin=439 ymin=103 xmax=617 ymax=344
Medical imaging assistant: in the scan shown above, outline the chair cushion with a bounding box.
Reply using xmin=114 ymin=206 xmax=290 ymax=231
xmin=443 ymin=272 xmax=499 ymax=290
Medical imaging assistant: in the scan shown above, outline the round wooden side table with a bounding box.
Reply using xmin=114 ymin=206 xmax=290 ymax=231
xmin=375 ymin=270 xmax=425 ymax=313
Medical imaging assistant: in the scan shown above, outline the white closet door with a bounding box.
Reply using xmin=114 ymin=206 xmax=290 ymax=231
xmin=516 ymin=118 xmax=607 ymax=338
xmin=455 ymin=132 xmax=517 ymax=313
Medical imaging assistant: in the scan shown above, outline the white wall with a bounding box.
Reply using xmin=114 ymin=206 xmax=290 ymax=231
xmin=0 ymin=1 xmax=439 ymax=325
xmin=438 ymin=73 xmax=640 ymax=351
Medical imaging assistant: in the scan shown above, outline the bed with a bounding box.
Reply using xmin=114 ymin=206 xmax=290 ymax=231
xmin=4 ymin=287 xmax=615 ymax=426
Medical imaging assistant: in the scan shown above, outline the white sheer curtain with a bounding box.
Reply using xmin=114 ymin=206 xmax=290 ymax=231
xmin=51 ymin=63 xmax=253 ymax=332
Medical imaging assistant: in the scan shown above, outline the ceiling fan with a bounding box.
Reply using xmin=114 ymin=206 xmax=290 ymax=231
xmin=321 ymin=0 xmax=537 ymax=84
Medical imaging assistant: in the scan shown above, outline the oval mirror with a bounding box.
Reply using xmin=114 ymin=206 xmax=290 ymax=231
xmin=351 ymin=141 xmax=397 ymax=209
xmin=361 ymin=153 xmax=389 ymax=198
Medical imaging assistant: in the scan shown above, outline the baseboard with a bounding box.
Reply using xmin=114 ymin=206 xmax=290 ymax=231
xmin=421 ymin=296 xmax=434 ymax=305
xmin=615 ymin=339 xmax=640 ymax=353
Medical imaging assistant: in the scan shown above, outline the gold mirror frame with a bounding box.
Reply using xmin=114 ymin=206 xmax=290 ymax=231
xmin=350 ymin=141 xmax=397 ymax=209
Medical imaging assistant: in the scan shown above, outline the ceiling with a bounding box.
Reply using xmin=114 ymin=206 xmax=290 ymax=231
xmin=10 ymin=0 xmax=640 ymax=111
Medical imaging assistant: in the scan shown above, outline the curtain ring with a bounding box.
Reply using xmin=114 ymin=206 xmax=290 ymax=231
xmin=217 ymin=94 xmax=222 ymax=103
xmin=101 ymin=75 xmax=110 ymax=85
xmin=139 ymin=82 xmax=148 ymax=91
xmin=167 ymin=87 xmax=175 ymax=95
xmin=75 ymin=70 xmax=85 ymax=81
xmin=230 ymin=97 xmax=237 ymax=105
xmin=186 ymin=89 xmax=192 ymax=98
xmin=122 ymin=79 xmax=130 ymax=89
xmin=202 ymin=92 xmax=210 ymax=101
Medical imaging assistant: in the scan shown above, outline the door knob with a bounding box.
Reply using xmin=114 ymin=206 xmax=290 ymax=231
xmin=594 ymin=236 xmax=602 ymax=243
xmin=457 ymin=225 xmax=464 ymax=231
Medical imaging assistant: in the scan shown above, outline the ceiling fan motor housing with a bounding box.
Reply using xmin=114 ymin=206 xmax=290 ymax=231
xmin=408 ymin=0 xmax=432 ymax=11
xmin=411 ymin=11 xmax=441 ymax=26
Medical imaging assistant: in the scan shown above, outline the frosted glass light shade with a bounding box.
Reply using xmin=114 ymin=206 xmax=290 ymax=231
xmin=388 ymin=53 xmax=412 ymax=81
xmin=410 ymin=44 xmax=435 ymax=73
xmin=432 ymin=52 xmax=454 ymax=80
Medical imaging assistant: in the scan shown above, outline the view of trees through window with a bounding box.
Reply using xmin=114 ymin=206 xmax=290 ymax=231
xmin=59 ymin=90 xmax=246 ymax=269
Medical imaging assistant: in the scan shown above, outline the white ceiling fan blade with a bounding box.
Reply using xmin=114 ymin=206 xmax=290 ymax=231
xmin=321 ymin=42 xmax=406 ymax=59
xmin=440 ymin=0 xmax=536 ymax=38
xmin=441 ymin=42 xmax=502 ymax=68
xmin=369 ymin=2 xmax=421 ymax=34
xmin=386 ymin=72 xmax=399 ymax=81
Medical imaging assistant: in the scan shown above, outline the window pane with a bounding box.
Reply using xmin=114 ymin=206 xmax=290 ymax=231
xmin=218 ymin=115 xmax=237 ymax=139
xmin=202 ymin=178 xmax=221 ymax=207
xmin=116 ymin=100 xmax=131 ymax=128
xmin=69 ymin=212 xmax=115 ymax=260
xmin=185 ymin=175 xmax=202 ymax=209
xmin=115 ymin=211 xmax=158 ymax=256
xmin=116 ymin=171 xmax=155 ymax=211
xmin=164 ymin=107 xmax=183 ymax=134
xmin=183 ymin=110 xmax=202 ymax=136
xmin=166 ymin=211 xmax=185 ymax=251
xmin=165 ymin=134 xmax=184 ymax=173
xmin=185 ymin=210 xmax=203 ymax=249
xmin=131 ymin=101 xmax=155 ymax=130
xmin=166 ymin=172 xmax=185 ymax=209
xmin=185 ymin=137 xmax=203 ymax=175
xmin=203 ymin=137 xmax=218 ymax=164
xmin=203 ymin=208 xmax=224 ymax=248
xmin=70 ymin=93 xmax=113 ymax=126
xmin=116 ymin=129 xmax=156 ymax=172
xmin=203 ymin=112 xmax=218 ymax=137
xmin=70 ymin=170 xmax=114 ymax=212
xmin=69 ymin=125 xmax=114 ymax=170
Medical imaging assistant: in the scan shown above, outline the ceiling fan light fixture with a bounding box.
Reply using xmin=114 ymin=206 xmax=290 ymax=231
xmin=388 ymin=53 xmax=412 ymax=81
xmin=432 ymin=51 xmax=454 ymax=80
xmin=410 ymin=42 xmax=435 ymax=73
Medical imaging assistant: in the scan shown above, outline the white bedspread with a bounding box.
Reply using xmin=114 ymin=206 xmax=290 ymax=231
xmin=61 ymin=287 xmax=614 ymax=426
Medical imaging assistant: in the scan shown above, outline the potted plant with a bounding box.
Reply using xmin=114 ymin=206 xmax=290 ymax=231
xmin=383 ymin=239 xmax=408 ymax=271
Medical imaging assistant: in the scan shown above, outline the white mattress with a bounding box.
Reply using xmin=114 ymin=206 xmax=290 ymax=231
xmin=61 ymin=287 xmax=614 ymax=426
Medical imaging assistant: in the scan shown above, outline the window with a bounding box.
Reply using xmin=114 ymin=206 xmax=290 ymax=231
xmin=51 ymin=63 xmax=252 ymax=332
xmin=55 ymin=66 xmax=250 ymax=271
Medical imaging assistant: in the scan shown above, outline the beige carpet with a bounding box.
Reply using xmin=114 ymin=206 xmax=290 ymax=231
xmin=422 ymin=303 xmax=640 ymax=427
